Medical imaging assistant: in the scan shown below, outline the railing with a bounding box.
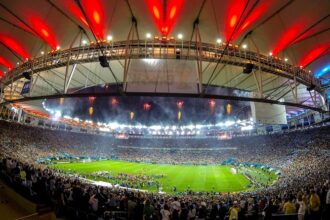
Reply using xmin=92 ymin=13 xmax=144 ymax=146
xmin=1 ymin=40 xmax=321 ymax=91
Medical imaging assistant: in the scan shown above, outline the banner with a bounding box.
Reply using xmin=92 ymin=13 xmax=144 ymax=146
xmin=20 ymin=81 xmax=30 ymax=95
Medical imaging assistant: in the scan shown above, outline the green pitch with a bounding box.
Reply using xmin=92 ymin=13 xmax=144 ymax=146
xmin=51 ymin=160 xmax=277 ymax=193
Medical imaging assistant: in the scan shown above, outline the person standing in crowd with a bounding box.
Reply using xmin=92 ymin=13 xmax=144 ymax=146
xmin=283 ymin=197 xmax=296 ymax=215
xmin=143 ymin=199 xmax=155 ymax=220
xmin=263 ymin=200 xmax=274 ymax=220
xmin=323 ymin=186 xmax=330 ymax=220
xmin=229 ymin=201 xmax=240 ymax=220
xmin=187 ymin=204 xmax=196 ymax=220
xmin=160 ymin=204 xmax=171 ymax=220
xmin=197 ymin=201 xmax=207 ymax=220
xmin=309 ymin=189 xmax=321 ymax=219
xmin=210 ymin=201 xmax=226 ymax=219
xmin=171 ymin=197 xmax=181 ymax=220
xmin=297 ymin=195 xmax=307 ymax=220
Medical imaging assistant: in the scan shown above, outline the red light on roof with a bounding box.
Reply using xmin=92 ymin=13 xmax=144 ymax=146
xmin=147 ymin=0 xmax=184 ymax=36
xmin=93 ymin=11 xmax=100 ymax=24
xmin=230 ymin=15 xmax=237 ymax=28
xmin=153 ymin=6 xmax=160 ymax=19
xmin=169 ymin=6 xmax=177 ymax=19
xmin=41 ymin=28 xmax=49 ymax=37
xmin=299 ymin=44 xmax=330 ymax=67
xmin=272 ymin=21 xmax=305 ymax=55
xmin=0 ymin=56 xmax=14 ymax=69
xmin=225 ymin=0 xmax=248 ymax=41
xmin=231 ymin=1 xmax=271 ymax=41
xmin=0 ymin=35 xmax=29 ymax=58
xmin=29 ymin=16 xmax=58 ymax=49
xmin=80 ymin=0 xmax=106 ymax=39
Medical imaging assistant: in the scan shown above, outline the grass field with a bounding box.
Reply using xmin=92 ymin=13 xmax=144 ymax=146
xmin=51 ymin=160 xmax=277 ymax=193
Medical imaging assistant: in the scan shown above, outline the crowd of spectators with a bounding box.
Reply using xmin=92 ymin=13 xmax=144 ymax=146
xmin=0 ymin=120 xmax=329 ymax=219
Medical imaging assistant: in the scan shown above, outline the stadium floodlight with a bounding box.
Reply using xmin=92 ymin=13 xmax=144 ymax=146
xmin=54 ymin=111 xmax=61 ymax=119
xmin=177 ymin=33 xmax=183 ymax=40
xmin=224 ymin=121 xmax=235 ymax=127
xmin=99 ymin=127 xmax=110 ymax=132
xmin=150 ymin=125 xmax=162 ymax=130
xmin=216 ymin=38 xmax=222 ymax=44
xmin=108 ymin=122 xmax=120 ymax=129
xmin=146 ymin=33 xmax=152 ymax=39
xmin=136 ymin=124 xmax=143 ymax=129
xmin=186 ymin=124 xmax=195 ymax=130
xmin=241 ymin=125 xmax=253 ymax=131
xmin=196 ymin=124 xmax=203 ymax=129
xmin=107 ymin=35 xmax=113 ymax=41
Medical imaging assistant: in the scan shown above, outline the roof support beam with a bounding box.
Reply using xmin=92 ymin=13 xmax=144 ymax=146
xmin=192 ymin=19 xmax=203 ymax=94
xmin=2 ymin=91 xmax=327 ymax=113
xmin=64 ymin=64 xmax=77 ymax=94
xmin=123 ymin=20 xmax=137 ymax=91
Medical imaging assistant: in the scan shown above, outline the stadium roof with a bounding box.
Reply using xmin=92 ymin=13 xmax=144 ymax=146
xmin=0 ymin=0 xmax=329 ymax=118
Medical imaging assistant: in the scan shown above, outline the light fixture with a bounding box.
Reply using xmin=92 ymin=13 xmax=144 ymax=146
xmin=269 ymin=52 xmax=273 ymax=56
xmin=82 ymin=40 xmax=87 ymax=45
xmin=41 ymin=51 xmax=44 ymax=55
xmin=216 ymin=38 xmax=222 ymax=44
xmin=146 ymin=33 xmax=151 ymax=39
xmin=284 ymin=58 xmax=288 ymax=62
xmin=17 ymin=62 xmax=19 ymax=65
xmin=177 ymin=33 xmax=183 ymax=40
xmin=107 ymin=35 xmax=113 ymax=41
xmin=242 ymin=44 xmax=247 ymax=49
xmin=56 ymin=46 xmax=60 ymax=50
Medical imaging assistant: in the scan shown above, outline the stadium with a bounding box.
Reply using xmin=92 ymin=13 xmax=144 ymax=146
xmin=0 ymin=0 xmax=329 ymax=220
